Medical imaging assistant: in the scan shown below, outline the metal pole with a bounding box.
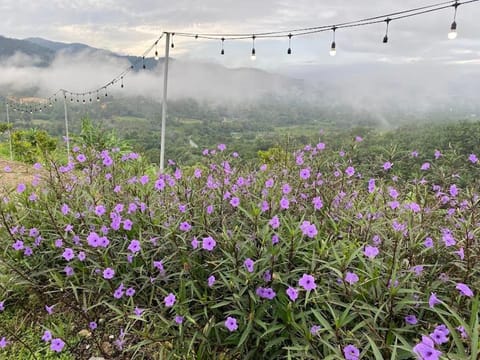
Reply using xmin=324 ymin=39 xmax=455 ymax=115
xmin=5 ymin=102 xmax=13 ymax=161
xmin=160 ymin=32 xmax=170 ymax=172
xmin=62 ymin=90 xmax=70 ymax=160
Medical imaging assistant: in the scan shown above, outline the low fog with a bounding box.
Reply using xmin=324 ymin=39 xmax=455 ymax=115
xmin=1 ymin=47 xmax=479 ymax=122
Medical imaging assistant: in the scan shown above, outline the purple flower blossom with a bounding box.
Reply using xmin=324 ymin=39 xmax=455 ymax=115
xmin=269 ymin=215 xmax=280 ymax=229
xmin=175 ymin=315 xmax=184 ymax=324
xmin=190 ymin=237 xmax=199 ymax=249
xmin=456 ymin=326 xmax=468 ymax=339
xmin=363 ymin=245 xmax=379 ymax=259
xmin=208 ymin=275 xmax=216 ymax=287
xmin=345 ymin=166 xmax=355 ymax=177
xmin=230 ymin=197 xmax=240 ymax=207
xmin=50 ymin=338 xmax=65 ymax=352
xmin=286 ymin=287 xmax=298 ymax=301
xmin=310 ymin=325 xmax=321 ymax=335
xmin=42 ymin=330 xmax=52 ymax=342
xmin=103 ymin=268 xmax=115 ymax=280
xmin=127 ymin=239 xmax=141 ymax=253
xmin=424 ymin=237 xmax=434 ymax=248
xmin=468 ymin=153 xmax=478 ymax=164
xmin=244 ymin=258 xmax=254 ymax=273
xmin=345 ymin=272 xmax=359 ymax=285
xmin=256 ymin=287 xmax=276 ymax=300
xmin=383 ymin=161 xmax=393 ymax=170
xmin=312 ymin=196 xmax=323 ymax=210
xmin=299 ymin=168 xmax=311 ymax=180
xmin=429 ymin=293 xmax=441 ymax=308
xmin=61 ymin=248 xmax=74 ymax=261
xmin=343 ymin=344 xmax=360 ymax=360
xmin=456 ymin=283 xmax=474 ymax=297
xmin=202 ymin=236 xmax=216 ymax=251
xmin=421 ymin=162 xmax=430 ymax=171
xmin=225 ymin=316 xmax=238 ymax=332
xmin=298 ymin=274 xmax=316 ymax=291
xmin=279 ymin=197 xmax=289 ymax=210
xmin=413 ymin=335 xmax=442 ymax=360
xmin=179 ymin=221 xmax=191 ymax=232
xmin=89 ymin=321 xmax=97 ymax=330
xmin=430 ymin=324 xmax=449 ymax=345
xmin=0 ymin=337 xmax=7 ymax=349
xmin=164 ymin=293 xmax=176 ymax=307
xmin=405 ymin=315 xmax=418 ymax=325
xmin=300 ymin=220 xmax=317 ymax=238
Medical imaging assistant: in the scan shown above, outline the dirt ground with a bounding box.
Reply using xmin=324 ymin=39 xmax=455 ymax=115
xmin=0 ymin=158 xmax=40 ymax=192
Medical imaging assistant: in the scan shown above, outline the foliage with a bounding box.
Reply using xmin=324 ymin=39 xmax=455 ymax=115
xmin=0 ymin=126 xmax=480 ymax=359
xmin=10 ymin=128 xmax=57 ymax=164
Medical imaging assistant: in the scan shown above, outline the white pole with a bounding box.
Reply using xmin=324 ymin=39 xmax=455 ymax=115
xmin=62 ymin=90 xmax=71 ymax=160
xmin=5 ymin=102 xmax=13 ymax=161
xmin=160 ymin=32 xmax=170 ymax=172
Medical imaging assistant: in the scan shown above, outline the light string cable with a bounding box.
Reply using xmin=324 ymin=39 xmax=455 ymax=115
xmin=172 ymin=0 xmax=477 ymax=43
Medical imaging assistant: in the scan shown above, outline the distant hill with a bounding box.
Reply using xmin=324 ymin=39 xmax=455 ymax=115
xmin=0 ymin=35 xmax=54 ymax=66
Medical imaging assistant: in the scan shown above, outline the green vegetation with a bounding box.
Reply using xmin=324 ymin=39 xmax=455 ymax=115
xmin=0 ymin=119 xmax=479 ymax=359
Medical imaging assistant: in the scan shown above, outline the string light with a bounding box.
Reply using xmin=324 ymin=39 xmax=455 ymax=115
xmin=287 ymin=33 xmax=292 ymax=54
xmin=154 ymin=40 xmax=160 ymax=60
xmin=96 ymin=91 xmax=100 ymax=102
xmin=221 ymin=37 xmax=225 ymax=55
xmin=383 ymin=18 xmax=391 ymax=43
xmin=142 ymin=56 xmax=146 ymax=69
xmin=449 ymin=1 xmax=459 ymax=39
xmin=251 ymin=35 xmax=256 ymax=60
xmin=330 ymin=27 xmax=337 ymax=56
xmin=171 ymin=33 xmax=175 ymax=48
xmin=121 ymin=76 xmax=124 ymax=88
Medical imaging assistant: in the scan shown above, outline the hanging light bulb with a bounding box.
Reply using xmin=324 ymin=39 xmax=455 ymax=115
xmin=121 ymin=76 xmax=124 ymax=88
xmin=96 ymin=91 xmax=100 ymax=102
xmin=142 ymin=56 xmax=146 ymax=69
xmin=154 ymin=40 xmax=160 ymax=60
xmin=329 ymin=27 xmax=337 ymax=57
xmin=104 ymin=87 xmax=108 ymax=97
xmin=287 ymin=33 xmax=292 ymax=55
xmin=221 ymin=37 xmax=225 ymax=55
xmin=251 ymin=35 xmax=256 ymax=60
xmin=383 ymin=18 xmax=391 ymax=43
xmin=448 ymin=1 xmax=459 ymax=39
xmin=171 ymin=33 xmax=175 ymax=48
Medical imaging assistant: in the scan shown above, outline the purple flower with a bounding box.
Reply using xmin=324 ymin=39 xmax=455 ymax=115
xmin=179 ymin=222 xmax=191 ymax=232
xmin=343 ymin=344 xmax=360 ymax=360
xmin=310 ymin=325 xmax=321 ymax=335
xmin=89 ymin=321 xmax=97 ymax=330
xmin=125 ymin=287 xmax=135 ymax=297
xmin=456 ymin=326 xmax=468 ymax=339
xmin=279 ymin=197 xmax=290 ymax=210
xmin=345 ymin=272 xmax=359 ymax=285
xmin=50 ymin=338 xmax=65 ymax=352
xmin=244 ymin=258 xmax=254 ymax=273
xmin=208 ymin=275 xmax=216 ymax=287
xmin=430 ymin=324 xmax=449 ymax=345
xmin=299 ymin=168 xmax=311 ymax=180
xmin=405 ymin=315 xmax=418 ymax=325
xmin=230 ymin=197 xmax=240 ymax=207
xmin=300 ymin=220 xmax=317 ymax=238
xmin=164 ymin=293 xmax=176 ymax=307
xmin=0 ymin=301 xmax=4 ymax=311
xmin=103 ymin=268 xmax=115 ymax=280
xmin=456 ymin=283 xmax=474 ymax=297
xmin=134 ymin=307 xmax=144 ymax=316
xmin=345 ymin=166 xmax=355 ymax=177
xmin=202 ymin=236 xmax=216 ymax=251
xmin=363 ymin=245 xmax=379 ymax=259
xmin=269 ymin=215 xmax=280 ymax=229
xmin=45 ymin=304 xmax=54 ymax=315
xmin=383 ymin=161 xmax=393 ymax=170
xmin=298 ymin=274 xmax=316 ymax=291
xmin=413 ymin=336 xmax=442 ymax=360
xmin=42 ymin=330 xmax=52 ymax=342
xmin=286 ymin=287 xmax=298 ymax=302
xmin=312 ymin=196 xmax=323 ymax=210
xmin=127 ymin=239 xmax=141 ymax=253
xmin=191 ymin=237 xmax=199 ymax=249
xmin=421 ymin=162 xmax=430 ymax=171
xmin=12 ymin=240 xmax=24 ymax=250
xmin=0 ymin=337 xmax=7 ymax=349
xmin=429 ymin=293 xmax=441 ymax=308
xmin=468 ymin=153 xmax=478 ymax=164
xmin=424 ymin=237 xmax=434 ymax=248
xmin=272 ymin=234 xmax=279 ymax=245
xmin=113 ymin=284 xmax=124 ymax=299
xmin=61 ymin=248 xmax=74 ymax=261
xmin=64 ymin=266 xmax=74 ymax=277
xmin=256 ymin=287 xmax=276 ymax=300
xmin=454 ymin=247 xmax=465 ymax=260
xmin=225 ymin=316 xmax=238 ymax=332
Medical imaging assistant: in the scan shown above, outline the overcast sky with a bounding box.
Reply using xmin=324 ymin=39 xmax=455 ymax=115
xmin=1 ymin=0 xmax=480 ymax=70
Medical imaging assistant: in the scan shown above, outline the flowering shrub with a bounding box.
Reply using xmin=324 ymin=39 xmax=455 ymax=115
xmin=0 ymin=136 xmax=479 ymax=359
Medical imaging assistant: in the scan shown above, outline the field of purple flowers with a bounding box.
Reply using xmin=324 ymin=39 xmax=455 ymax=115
xmin=0 ymin=132 xmax=479 ymax=359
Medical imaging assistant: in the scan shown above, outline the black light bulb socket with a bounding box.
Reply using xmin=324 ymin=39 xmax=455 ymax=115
xmin=383 ymin=35 xmax=388 ymax=43
xmin=451 ymin=21 xmax=457 ymax=30
xmin=287 ymin=48 xmax=292 ymax=54
xmin=331 ymin=41 xmax=336 ymax=50
xmin=251 ymin=48 xmax=256 ymax=56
